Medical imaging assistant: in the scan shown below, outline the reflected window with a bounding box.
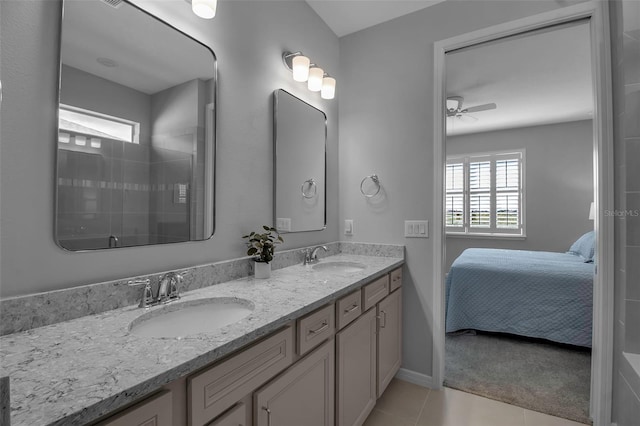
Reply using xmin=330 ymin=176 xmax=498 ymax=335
xmin=59 ymin=104 xmax=140 ymax=144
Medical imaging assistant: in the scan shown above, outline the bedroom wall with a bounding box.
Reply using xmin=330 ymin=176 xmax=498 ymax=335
xmin=610 ymin=0 xmax=640 ymax=424
xmin=445 ymin=120 xmax=594 ymax=270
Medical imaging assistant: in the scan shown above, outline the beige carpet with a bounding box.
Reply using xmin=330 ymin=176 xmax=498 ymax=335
xmin=444 ymin=331 xmax=591 ymax=424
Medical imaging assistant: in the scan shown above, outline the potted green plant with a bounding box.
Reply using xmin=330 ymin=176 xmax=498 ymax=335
xmin=242 ymin=225 xmax=283 ymax=279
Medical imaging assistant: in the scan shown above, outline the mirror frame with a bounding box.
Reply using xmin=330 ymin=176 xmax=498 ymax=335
xmin=55 ymin=0 xmax=217 ymax=251
xmin=273 ymin=89 xmax=327 ymax=233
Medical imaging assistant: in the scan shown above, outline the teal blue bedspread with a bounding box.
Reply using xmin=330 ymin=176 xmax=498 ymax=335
xmin=446 ymin=248 xmax=594 ymax=347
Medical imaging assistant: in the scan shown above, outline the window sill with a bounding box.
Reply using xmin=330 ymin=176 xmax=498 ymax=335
xmin=446 ymin=233 xmax=526 ymax=240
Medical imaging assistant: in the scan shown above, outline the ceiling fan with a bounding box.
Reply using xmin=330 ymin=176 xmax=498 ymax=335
xmin=446 ymin=96 xmax=497 ymax=121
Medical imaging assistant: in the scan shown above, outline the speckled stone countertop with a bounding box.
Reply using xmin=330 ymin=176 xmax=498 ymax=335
xmin=0 ymin=253 xmax=403 ymax=426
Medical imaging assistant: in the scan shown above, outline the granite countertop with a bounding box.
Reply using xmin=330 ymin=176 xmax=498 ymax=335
xmin=0 ymin=253 xmax=403 ymax=426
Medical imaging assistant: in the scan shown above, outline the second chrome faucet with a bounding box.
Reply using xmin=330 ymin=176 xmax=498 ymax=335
xmin=303 ymin=245 xmax=328 ymax=265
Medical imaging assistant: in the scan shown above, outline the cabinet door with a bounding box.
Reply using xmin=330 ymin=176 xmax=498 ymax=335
xmin=336 ymin=309 xmax=377 ymax=426
xmin=254 ymin=340 xmax=334 ymax=426
xmin=207 ymin=403 xmax=248 ymax=426
xmin=377 ymin=288 xmax=402 ymax=397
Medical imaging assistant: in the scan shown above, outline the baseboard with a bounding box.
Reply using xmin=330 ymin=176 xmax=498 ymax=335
xmin=395 ymin=368 xmax=438 ymax=389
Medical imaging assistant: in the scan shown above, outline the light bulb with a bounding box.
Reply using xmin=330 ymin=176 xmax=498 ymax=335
xmin=321 ymin=76 xmax=336 ymax=99
xmin=308 ymin=67 xmax=324 ymax=92
xmin=192 ymin=0 xmax=217 ymax=19
xmin=292 ymin=55 xmax=310 ymax=82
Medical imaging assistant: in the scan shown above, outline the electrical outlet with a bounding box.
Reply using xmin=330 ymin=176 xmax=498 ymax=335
xmin=345 ymin=219 xmax=354 ymax=235
xmin=404 ymin=220 xmax=429 ymax=238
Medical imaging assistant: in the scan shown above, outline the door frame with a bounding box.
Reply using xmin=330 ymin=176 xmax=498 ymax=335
xmin=431 ymin=2 xmax=614 ymax=425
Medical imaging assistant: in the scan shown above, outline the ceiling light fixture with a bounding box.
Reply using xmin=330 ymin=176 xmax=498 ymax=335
xmin=282 ymin=51 xmax=336 ymax=100
xmin=187 ymin=0 xmax=217 ymax=19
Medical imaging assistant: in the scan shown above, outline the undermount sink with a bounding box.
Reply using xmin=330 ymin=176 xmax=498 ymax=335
xmin=312 ymin=261 xmax=367 ymax=273
xmin=129 ymin=297 xmax=254 ymax=338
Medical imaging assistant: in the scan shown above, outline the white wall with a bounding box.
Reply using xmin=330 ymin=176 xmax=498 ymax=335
xmin=0 ymin=0 xmax=339 ymax=297
xmin=338 ymin=0 xmax=589 ymax=378
xmin=445 ymin=120 xmax=594 ymax=270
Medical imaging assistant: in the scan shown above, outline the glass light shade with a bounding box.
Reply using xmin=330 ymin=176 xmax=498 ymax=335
xmin=292 ymin=55 xmax=310 ymax=82
xmin=307 ymin=67 xmax=324 ymax=92
xmin=321 ymin=76 xmax=336 ymax=99
xmin=192 ymin=0 xmax=217 ymax=19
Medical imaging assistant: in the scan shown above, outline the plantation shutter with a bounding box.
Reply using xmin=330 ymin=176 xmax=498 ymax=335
xmin=445 ymin=150 xmax=524 ymax=236
xmin=445 ymin=163 xmax=464 ymax=228
xmin=469 ymin=161 xmax=491 ymax=228
xmin=496 ymin=158 xmax=520 ymax=229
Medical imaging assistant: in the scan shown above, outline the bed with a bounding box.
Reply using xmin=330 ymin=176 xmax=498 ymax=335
xmin=445 ymin=232 xmax=595 ymax=348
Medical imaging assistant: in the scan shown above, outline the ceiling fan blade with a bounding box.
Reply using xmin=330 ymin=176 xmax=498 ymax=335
xmin=459 ymin=114 xmax=478 ymax=122
xmin=464 ymin=103 xmax=497 ymax=114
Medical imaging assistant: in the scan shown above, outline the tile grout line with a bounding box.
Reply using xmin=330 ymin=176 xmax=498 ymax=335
xmin=413 ymin=387 xmax=432 ymax=426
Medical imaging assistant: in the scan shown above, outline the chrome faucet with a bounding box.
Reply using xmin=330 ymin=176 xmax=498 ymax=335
xmin=303 ymin=245 xmax=328 ymax=265
xmin=135 ymin=272 xmax=184 ymax=308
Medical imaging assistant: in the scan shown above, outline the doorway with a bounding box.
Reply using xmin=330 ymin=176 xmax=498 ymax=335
xmin=444 ymin=20 xmax=594 ymax=423
xmin=431 ymin=2 xmax=614 ymax=425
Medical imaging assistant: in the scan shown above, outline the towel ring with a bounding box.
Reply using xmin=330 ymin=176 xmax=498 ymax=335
xmin=360 ymin=174 xmax=381 ymax=198
xmin=301 ymin=178 xmax=317 ymax=199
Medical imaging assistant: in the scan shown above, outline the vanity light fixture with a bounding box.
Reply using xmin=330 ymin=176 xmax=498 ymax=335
xmin=187 ymin=0 xmax=217 ymax=19
xmin=321 ymin=75 xmax=336 ymax=100
xmin=282 ymin=51 xmax=336 ymax=99
xmin=307 ymin=66 xmax=324 ymax=92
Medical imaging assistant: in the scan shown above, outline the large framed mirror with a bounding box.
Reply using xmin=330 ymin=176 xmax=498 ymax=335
xmin=273 ymin=89 xmax=327 ymax=233
xmin=56 ymin=0 xmax=216 ymax=250
xmin=273 ymin=90 xmax=326 ymax=233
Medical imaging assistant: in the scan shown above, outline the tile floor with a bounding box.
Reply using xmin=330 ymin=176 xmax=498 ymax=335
xmin=363 ymin=379 xmax=589 ymax=426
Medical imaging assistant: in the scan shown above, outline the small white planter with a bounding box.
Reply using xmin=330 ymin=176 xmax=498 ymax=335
xmin=254 ymin=261 xmax=271 ymax=279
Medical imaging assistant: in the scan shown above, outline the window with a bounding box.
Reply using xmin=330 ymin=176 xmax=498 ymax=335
xmin=59 ymin=105 xmax=140 ymax=145
xmin=446 ymin=150 xmax=524 ymax=236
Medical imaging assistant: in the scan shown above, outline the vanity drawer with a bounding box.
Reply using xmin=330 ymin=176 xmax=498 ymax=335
xmin=96 ymin=390 xmax=173 ymax=426
xmin=390 ymin=267 xmax=403 ymax=292
xmin=362 ymin=275 xmax=390 ymax=311
xmin=297 ymin=304 xmax=335 ymax=356
xmin=336 ymin=289 xmax=362 ymax=330
xmin=188 ymin=326 xmax=294 ymax=426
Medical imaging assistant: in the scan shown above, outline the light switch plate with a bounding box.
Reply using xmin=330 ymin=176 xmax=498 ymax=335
xmin=276 ymin=218 xmax=291 ymax=232
xmin=404 ymin=220 xmax=429 ymax=238
xmin=345 ymin=219 xmax=354 ymax=235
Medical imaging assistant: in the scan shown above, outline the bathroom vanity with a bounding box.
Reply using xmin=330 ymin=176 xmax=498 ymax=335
xmin=0 ymin=251 xmax=403 ymax=426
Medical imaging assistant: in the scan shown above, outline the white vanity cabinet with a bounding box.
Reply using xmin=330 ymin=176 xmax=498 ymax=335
xmin=92 ymin=265 xmax=403 ymax=426
xmin=336 ymin=307 xmax=377 ymax=426
xmin=377 ymin=286 xmax=402 ymax=397
xmin=188 ymin=326 xmax=295 ymax=426
xmin=336 ymin=267 xmax=403 ymax=426
xmin=254 ymin=339 xmax=335 ymax=426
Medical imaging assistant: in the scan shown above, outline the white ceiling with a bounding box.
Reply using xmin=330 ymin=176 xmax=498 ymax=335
xmin=445 ymin=20 xmax=593 ymax=136
xmin=62 ymin=0 xmax=214 ymax=95
xmin=306 ymin=1 xmax=593 ymax=135
xmin=305 ymin=0 xmax=445 ymax=37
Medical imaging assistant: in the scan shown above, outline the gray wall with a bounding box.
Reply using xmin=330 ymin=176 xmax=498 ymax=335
xmin=445 ymin=120 xmax=594 ymax=270
xmin=338 ymin=0 xmax=590 ymax=379
xmin=610 ymin=0 xmax=640 ymax=424
xmin=0 ymin=0 xmax=339 ymax=297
